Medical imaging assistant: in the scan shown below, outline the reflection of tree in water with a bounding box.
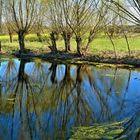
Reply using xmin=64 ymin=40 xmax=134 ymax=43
xmin=85 ymin=66 xmax=132 ymax=122
xmin=0 ymin=59 xmax=33 ymax=140
xmin=46 ymin=64 xmax=95 ymax=128
xmin=0 ymin=59 xmax=138 ymax=140
xmin=0 ymin=59 xmax=42 ymax=140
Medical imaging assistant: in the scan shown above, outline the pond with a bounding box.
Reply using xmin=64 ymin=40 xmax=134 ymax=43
xmin=0 ymin=57 xmax=140 ymax=140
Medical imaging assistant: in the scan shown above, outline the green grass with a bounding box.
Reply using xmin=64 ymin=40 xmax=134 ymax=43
xmin=0 ymin=34 xmax=140 ymax=54
xmin=55 ymin=36 xmax=140 ymax=53
xmin=90 ymin=37 xmax=140 ymax=53
xmin=0 ymin=34 xmax=50 ymax=42
xmin=1 ymin=41 xmax=48 ymax=54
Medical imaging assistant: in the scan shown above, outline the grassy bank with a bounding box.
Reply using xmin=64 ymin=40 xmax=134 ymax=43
xmin=1 ymin=34 xmax=140 ymax=67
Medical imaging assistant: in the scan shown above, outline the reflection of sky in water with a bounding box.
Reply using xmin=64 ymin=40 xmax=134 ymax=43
xmin=1 ymin=58 xmax=140 ymax=139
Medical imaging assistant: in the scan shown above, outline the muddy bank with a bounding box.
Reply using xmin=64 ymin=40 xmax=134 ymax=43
xmin=2 ymin=50 xmax=140 ymax=67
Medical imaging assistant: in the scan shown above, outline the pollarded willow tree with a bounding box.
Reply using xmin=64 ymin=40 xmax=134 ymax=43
xmin=45 ymin=0 xmax=60 ymax=52
xmin=50 ymin=0 xmax=73 ymax=52
xmin=61 ymin=0 xmax=107 ymax=55
xmin=62 ymin=0 xmax=96 ymax=55
xmin=45 ymin=0 xmax=73 ymax=52
xmin=3 ymin=0 xmax=40 ymax=52
xmin=46 ymin=0 xmax=106 ymax=55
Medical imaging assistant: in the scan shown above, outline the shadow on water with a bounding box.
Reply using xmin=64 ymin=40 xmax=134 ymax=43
xmin=0 ymin=57 xmax=140 ymax=140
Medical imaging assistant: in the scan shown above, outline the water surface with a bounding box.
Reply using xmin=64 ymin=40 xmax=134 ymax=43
xmin=0 ymin=57 xmax=140 ymax=140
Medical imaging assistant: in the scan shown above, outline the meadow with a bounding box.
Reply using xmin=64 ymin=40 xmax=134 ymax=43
xmin=0 ymin=33 xmax=140 ymax=55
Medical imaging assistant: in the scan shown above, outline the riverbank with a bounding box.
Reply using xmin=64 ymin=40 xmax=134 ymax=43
xmin=1 ymin=34 xmax=140 ymax=67
xmin=1 ymin=50 xmax=140 ymax=68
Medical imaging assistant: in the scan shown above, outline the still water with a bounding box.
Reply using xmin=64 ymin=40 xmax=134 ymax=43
xmin=0 ymin=57 xmax=140 ymax=140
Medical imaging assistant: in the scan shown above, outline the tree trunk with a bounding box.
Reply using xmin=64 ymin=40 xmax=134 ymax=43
xmin=50 ymin=32 xmax=57 ymax=52
xmin=18 ymin=31 xmax=25 ymax=52
xmin=64 ymin=64 xmax=71 ymax=81
xmin=62 ymin=31 xmax=71 ymax=52
xmin=76 ymin=36 xmax=82 ymax=55
xmin=67 ymin=37 xmax=71 ymax=51
xmin=49 ymin=63 xmax=57 ymax=83
xmin=9 ymin=32 xmax=13 ymax=43
xmin=66 ymin=33 xmax=71 ymax=51
xmin=64 ymin=38 xmax=68 ymax=52
xmin=18 ymin=59 xmax=26 ymax=81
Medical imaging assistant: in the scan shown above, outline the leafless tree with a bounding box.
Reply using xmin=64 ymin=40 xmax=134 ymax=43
xmin=44 ymin=0 xmax=60 ymax=52
xmin=45 ymin=0 xmax=73 ymax=52
xmin=61 ymin=0 xmax=106 ymax=55
xmin=55 ymin=0 xmax=73 ymax=52
xmin=38 ymin=0 xmax=110 ymax=55
xmin=34 ymin=0 xmax=46 ymax=42
xmin=3 ymin=0 xmax=40 ymax=53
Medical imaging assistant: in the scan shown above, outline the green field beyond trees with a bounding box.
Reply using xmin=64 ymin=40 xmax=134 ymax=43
xmin=0 ymin=33 xmax=140 ymax=55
